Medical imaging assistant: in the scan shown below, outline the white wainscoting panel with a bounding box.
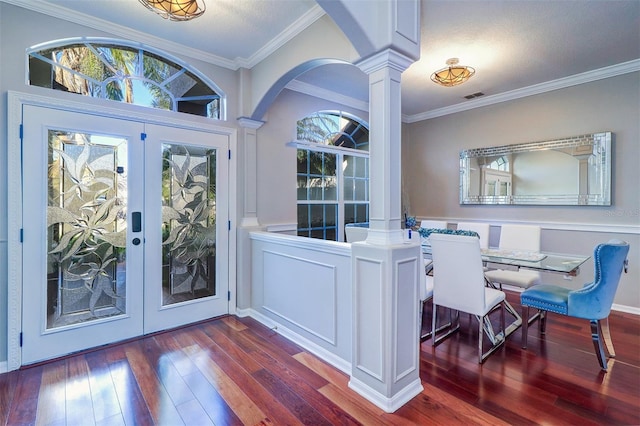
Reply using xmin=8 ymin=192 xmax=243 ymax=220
xmin=263 ymin=250 xmax=337 ymax=344
xmin=250 ymin=231 xmax=352 ymax=363
xmin=394 ymin=256 xmax=419 ymax=382
xmin=354 ymin=256 xmax=384 ymax=380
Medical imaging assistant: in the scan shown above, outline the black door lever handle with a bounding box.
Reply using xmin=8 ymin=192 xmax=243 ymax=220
xmin=132 ymin=212 xmax=142 ymax=232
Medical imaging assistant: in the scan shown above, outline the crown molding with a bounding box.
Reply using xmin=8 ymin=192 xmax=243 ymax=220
xmin=285 ymin=80 xmax=369 ymax=112
xmin=2 ymin=0 xmax=324 ymax=71
xmin=403 ymin=59 xmax=640 ymax=123
xmin=235 ymin=5 xmax=326 ymax=69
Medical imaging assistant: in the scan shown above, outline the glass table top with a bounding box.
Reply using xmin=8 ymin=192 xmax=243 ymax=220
xmin=480 ymin=249 xmax=590 ymax=274
xmin=422 ymin=245 xmax=590 ymax=274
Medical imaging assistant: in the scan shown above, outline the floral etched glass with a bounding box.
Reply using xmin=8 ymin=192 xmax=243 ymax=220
xmin=161 ymin=143 xmax=217 ymax=305
xmin=47 ymin=131 xmax=128 ymax=329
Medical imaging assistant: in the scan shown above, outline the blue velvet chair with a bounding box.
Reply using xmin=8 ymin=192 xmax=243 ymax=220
xmin=520 ymin=240 xmax=630 ymax=371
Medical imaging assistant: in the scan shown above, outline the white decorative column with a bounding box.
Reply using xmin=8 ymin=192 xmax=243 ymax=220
xmin=237 ymin=117 xmax=263 ymax=227
xmin=236 ymin=117 xmax=265 ymax=311
xmin=348 ymin=49 xmax=423 ymax=412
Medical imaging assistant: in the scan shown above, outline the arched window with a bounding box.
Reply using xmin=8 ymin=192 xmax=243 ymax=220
xmin=293 ymin=111 xmax=369 ymax=241
xmin=28 ymin=38 xmax=224 ymax=119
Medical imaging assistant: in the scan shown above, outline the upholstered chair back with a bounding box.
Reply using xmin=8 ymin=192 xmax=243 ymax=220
xmin=568 ymin=239 xmax=630 ymax=320
xmin=457 ymin=222 xmax=490 ymax=249
xmin=499 ymin=224 xmax=540 ymax=252
xmin=430 ymin=234 xmax=487 ymax=316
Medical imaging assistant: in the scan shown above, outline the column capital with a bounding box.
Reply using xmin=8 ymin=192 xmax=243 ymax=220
xmin=237 ymin=117 xmax=265 ymax=129
xmin=356 ymin=48 xmax=415 ymax=75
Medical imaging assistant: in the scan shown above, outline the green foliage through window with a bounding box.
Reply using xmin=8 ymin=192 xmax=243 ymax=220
xmin=296 ymin=111 xmax=369 ymax=242
xmin=28 ymin=39 xmax=223 ymax=119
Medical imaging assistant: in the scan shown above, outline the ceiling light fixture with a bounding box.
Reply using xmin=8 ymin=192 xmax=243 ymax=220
xmin=430 ymin=58 xmax=475 ymax=87
xmin=139 ymin=0 xmax=205 ymax=21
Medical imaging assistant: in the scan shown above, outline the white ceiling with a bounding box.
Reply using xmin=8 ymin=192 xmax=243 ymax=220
xmin=8 ymin=0 xmax=640 ymax=120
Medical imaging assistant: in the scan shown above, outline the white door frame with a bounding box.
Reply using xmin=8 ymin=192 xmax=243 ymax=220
xmin=7 ymin=90 xmax=237 ymax=371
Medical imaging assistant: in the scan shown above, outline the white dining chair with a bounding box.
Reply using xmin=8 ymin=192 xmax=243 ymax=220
xmin=420 ymin=220 xmax=448 ymax=230
xmin=345 ymin=224 xmax=368 ymax=243
xmin=456 ymin=222 xmax=490 ymax=249
xmin=429 ymin=233 xmax=506 ymax=363
xmin=419 ymin=271 xmax=435 ymax=341
xmin=419 ymin=220 xmax=448 ymax=248
xmin=484 ymin=224 xmax=542 ymax=290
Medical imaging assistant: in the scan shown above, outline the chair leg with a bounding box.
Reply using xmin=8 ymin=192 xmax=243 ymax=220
xmin=419 ymin=300 xmax=427 ymax=341
xmin=522 ymin=305 xmax=529 ymax=348
xmin=501 ymin=301 xmax=506 ymax=340
xmin=477 ymin=309 xmax=506 ymax=364
xmin=601 ymin=317 xmax=616 ymax=358
xmin=431 ymin=304 xmax=438 ymax=346
xmin=432 ymin=307 xmax=460 ymax=346
xmin=539 ymin=311 xmax=547 ymax=334
xmin=478 ymin=314 xmax=484 ymax=363
xmin=590 ymin=319 xmax=609 ymax=371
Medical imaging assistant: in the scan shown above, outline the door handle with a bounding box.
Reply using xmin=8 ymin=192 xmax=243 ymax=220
xmin=132 ymin=212 xmax=142 ymax=232
xmin=132 ymin=237 xmax=141 ymax=246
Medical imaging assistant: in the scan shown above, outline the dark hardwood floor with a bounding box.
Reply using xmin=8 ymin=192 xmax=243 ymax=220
xmin=1 ymin=291 xmax=639 ymax=425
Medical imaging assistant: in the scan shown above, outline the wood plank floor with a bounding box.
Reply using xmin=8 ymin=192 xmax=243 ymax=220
xmin=1 ymin=291 xmax=639 ymax=425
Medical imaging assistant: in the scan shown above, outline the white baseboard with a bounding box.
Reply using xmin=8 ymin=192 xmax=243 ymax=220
xmin=242 ymin=308 xmax=351 ymax=375
xmin=0 ymin=361 xmax=7 ymax=374
xmin=348 ymin=376 xmax=423 ymax=413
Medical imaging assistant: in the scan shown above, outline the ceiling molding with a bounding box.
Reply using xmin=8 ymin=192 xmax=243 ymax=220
xmin=285 ymin=80 xmax=369 ymax=112
xmin=2 ymin=0 xmax=238 ymax=68
xmin=2 ymin=0 xmax=324 ymax=71
xmin=403 ymin=59 xmax=640 ymax=123
xmin=235 ymin=5 xmax=326 ymax=69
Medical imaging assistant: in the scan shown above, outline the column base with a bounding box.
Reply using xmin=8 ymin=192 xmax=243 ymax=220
xmin=348 ymin=376 xmax=423 ymax=413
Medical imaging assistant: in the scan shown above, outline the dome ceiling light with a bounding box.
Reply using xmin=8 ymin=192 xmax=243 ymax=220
xmin=139 ymin=0 xmax=205 ymax=21
xmin=430 ymin=58 xmax=475 ymax=87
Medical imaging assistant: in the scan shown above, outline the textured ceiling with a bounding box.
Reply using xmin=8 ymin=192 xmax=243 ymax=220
xmin=9 ymin=0 xmax=640 ymax=119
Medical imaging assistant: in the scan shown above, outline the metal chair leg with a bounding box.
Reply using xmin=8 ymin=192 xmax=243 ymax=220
xmin=432 ymin=306 xmax=460 ymax=346
xmin=478 ymin=314 xmax=484 ymax=363
xmin=501 ymin=301 xmax=506 ymax=340
xmin=590 ymin=319 xmax=609 ymax=371
xmin=522 ymin=306 xmax=529 ymax=348
xmin=421 ymin=299 xmax=453 ymax=342
xmin=539 ymin=311 xmax=547 ymax=334
xmin=601 ymin=317 xmax=616 ymax=358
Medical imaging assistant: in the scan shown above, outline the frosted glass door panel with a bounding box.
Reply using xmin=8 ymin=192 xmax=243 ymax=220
xmin=161 ymin=143 xmax=217 ymax=305
xmin=47 ymin=131 xmax=128 ymax=328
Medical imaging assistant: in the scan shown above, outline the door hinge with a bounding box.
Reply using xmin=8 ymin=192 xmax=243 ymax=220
xmin=19 ymin=124 xmax=23 ymax=140
xmin=228 ymin=220 xmax=231 ymax=231
xmin=227 ymin=291 xmax=231 ymax=301
xmin=19 ymin=332 xmax=23 ymax=347
xmin=141 ymin=132 xmax=147 ymax=141
xmin=228 ymin=149 xmax=231 ymax=160
xmin=19 ymin=228 xmax=23 ymax=243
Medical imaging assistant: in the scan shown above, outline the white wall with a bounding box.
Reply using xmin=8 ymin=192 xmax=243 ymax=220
xmin=402 ymin=73 xmax=640 ymax=310
xmin=402 ymin=73 xmax=639 ymax=225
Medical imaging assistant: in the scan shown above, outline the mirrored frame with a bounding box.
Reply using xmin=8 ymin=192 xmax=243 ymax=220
xmin=459 ymin=132 xmax=612 ymax=205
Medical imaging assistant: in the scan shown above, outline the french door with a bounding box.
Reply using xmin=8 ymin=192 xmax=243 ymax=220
xmin=21 ymin=106 xmax=229 ymax=364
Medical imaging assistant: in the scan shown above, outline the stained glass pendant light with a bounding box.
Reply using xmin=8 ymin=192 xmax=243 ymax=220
xmin=139 ymin=0 xmax=205 ymax=21
xmin=430 ymin=58 xmax=475 ymax=87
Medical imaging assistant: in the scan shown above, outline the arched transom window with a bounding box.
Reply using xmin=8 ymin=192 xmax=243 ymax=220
xmin=293 ymin=111 xmax=369 ymax=242
xmin=28 ymin=38 xmax=224 ymax=119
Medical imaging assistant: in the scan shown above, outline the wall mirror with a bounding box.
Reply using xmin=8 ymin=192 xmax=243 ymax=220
xmin=459 ymin=132 xmax=612 ymax=205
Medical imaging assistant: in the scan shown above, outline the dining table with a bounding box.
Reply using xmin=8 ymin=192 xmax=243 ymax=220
xmin=422 ymin=244 xmax=591 ymax=343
